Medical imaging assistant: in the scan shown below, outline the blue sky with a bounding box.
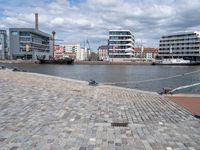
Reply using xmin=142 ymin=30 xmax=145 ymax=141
xmin=69 ymin=0 xmax=85 ymax=5
xmin=0 ymin=0 xmax=200 ymax=50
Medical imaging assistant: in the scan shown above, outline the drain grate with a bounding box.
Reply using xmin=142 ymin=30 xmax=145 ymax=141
xmin=111 ymin=122 xmax=128 ymax=127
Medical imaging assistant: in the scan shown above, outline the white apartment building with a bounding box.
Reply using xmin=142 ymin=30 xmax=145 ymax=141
xmin=76 ymin=47 xmax=90 ymax=61
xmin=108 ymin=30 xmax=134 ymax=60
xmin=159 ymin=32 xmax=200 ymax=61
xmin=62 ymin=43 xmax=80 ymax=53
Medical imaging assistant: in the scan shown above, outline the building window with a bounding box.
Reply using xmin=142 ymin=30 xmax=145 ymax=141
xmin=11 ymin=32 xmax=18 ymax=36
xmin=20 ymin=32 xmax=30 ymax=36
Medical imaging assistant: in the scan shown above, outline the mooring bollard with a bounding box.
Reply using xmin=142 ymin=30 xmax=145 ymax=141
xmin=163 ymin=87 xmax=172 ymax=94
xmin=1 ymin=66 xmax=6 ymax=69
xmin=12 ymin=67 xmax=20 ymax=72
xmin=88 ymin=80 xmax=98 ymax=86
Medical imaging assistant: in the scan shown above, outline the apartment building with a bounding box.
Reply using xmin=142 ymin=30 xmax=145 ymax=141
xmin=62 ymin=43 xmax=80 ymax=59
xmin=108 ymin=30 xmax=134 ymax=60
xmin=9 ymin=28 xmax=52 ymax=60
xmin=134 ymin=48 xmax=159 ymax=59
xmin=159 ymin=32 xmax=200 ymax=61
xmin=62 ymin=43 xmax=80 ymax=53
xmin=76 ymin=47 xmax=90 ymax=61
xmin=54 ymin=45 xmax=65 ymax=60
xmin=98 ymin=45 xmax=108 ymax=61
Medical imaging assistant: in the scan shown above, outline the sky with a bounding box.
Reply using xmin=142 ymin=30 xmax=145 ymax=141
xmin=0 ymin=0 xmax=200 ymax=50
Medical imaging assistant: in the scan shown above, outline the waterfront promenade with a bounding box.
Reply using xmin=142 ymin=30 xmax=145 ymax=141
xmin=0 ymin=69 xmax=200 ymax=150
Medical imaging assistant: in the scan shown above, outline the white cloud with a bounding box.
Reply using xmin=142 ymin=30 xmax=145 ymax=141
xmin=0 ymin=0 xmax=200 ymax=49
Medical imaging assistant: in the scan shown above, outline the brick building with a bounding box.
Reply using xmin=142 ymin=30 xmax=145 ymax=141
xmin=134 ymin=48 xmax=159 ymax=59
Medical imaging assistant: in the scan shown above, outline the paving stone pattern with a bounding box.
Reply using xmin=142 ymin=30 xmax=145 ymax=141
xmin=0 ymin=70 xmax=200 ymax=150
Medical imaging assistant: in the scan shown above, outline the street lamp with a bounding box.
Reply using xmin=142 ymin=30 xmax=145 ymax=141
xmin=26 ymin=44 xmax=29 ymax=60
xmin=52 ymin=31 xmax=56 ymax=60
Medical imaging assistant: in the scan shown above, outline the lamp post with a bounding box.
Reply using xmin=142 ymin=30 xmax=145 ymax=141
xmin=25 ymin=44 xmax=29 ymax=60
xmin=52 ymin=31 xmax=56 ymax=60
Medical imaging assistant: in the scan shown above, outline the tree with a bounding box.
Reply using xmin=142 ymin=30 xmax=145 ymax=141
xmin=88 ymin=52 xmax=99 ymax=61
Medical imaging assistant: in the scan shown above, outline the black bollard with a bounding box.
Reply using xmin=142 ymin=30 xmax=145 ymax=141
xmin=1 ymin=66 xmax=6 ymax=69
xmin=163 ymin=87 xmax=172 ymax=94
xmin=88 ymin=80 xmax=98 ymax=86
xmin=12 ymin=67 xmax=20 ymax=72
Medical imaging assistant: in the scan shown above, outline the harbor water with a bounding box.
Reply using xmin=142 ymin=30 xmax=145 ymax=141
xmin=2 ymin=64 xmax=200 ymax=94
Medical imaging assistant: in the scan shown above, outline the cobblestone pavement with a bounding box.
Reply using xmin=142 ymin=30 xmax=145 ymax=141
xmin=0 ymin=70 xmax=200 ymax=150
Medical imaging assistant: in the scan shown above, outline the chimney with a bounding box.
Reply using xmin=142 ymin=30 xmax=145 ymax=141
xmin=35 ymin=13 xmax=39 ymax=30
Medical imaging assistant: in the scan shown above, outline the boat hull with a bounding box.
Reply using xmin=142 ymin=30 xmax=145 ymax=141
xmin=152 ymin=58 xmax=200 ymax=66
xmin=152 ymin=62 xmax=200 ymax=66
xmin=39 ymin=59 xmax=74 ymax=65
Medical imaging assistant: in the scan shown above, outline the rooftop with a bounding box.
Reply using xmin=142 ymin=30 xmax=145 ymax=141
xmin=109 ymin=30 xmax=132 ymax=32
xmin=134 ymin=48 xmax=159 ymax=52
xmin=9 ymin=28 xmax=52 ymax=38
xmin=161 ymin=31 xmax=200 ymax=38
xmin=98 ymin=45 xmax=108 ymax=50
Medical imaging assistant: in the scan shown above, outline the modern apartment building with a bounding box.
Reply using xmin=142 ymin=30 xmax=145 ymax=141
xmin=63 ymin=43 xmax=80 ymax=53
xmin=98 ymin=45 xmax=108 ymax=61
xmin=108 ymin=30 xmax=134 ymax=60
xmin=61 ymin=43 xmax=80 ymax=60
xmin=0 ymin=30 xmax=8 ymax=59
xmin=159 ymin=32 xmax=200 ymax=61
xmin=9 ymin=28 xmax=52 ymax=60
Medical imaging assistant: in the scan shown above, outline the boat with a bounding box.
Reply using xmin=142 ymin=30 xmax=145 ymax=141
xmin=38 ymin=57 xmax=74 ymax=64
xmin=152 ymin=58 xmax=200 ymax=65
xmin=153 ymin=45 xmax=200 ymax=65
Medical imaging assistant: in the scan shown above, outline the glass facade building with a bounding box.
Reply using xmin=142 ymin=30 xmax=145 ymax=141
xmin=159 ymin=32 xmax=200 ymax=61
xmin=0 ymin=30 xmax=7 ymax=59
xmin=9 ymin=28 xmax=52 ymax=60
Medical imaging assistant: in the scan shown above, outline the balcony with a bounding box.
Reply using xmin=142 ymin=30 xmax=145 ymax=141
xmin=109 ymin=38 xmax=134 ymax=42
xmin=109 ymin=52 xmax=134 ymax=56
xmin=159 ymin=44 xmax=200 ymax=49
xmin=159 ymin=53 xmax=200 ymax=57
xmin=160 ymin=40 xmax=200 ymax=45
xmin=161 ymin=35 xmax=198 ymax=41
xmin=109 ymin=43 xmax=133 ymax=46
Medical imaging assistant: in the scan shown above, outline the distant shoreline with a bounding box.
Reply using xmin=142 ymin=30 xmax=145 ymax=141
xmin=0 ymin=60 xmax=152 ymax=65
xmin=0 ymin=60 xmax=39 ymax=64
xmin=74 ymin=60 xmax=152 ymax=65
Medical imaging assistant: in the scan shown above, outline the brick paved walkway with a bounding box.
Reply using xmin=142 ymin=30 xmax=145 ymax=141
xmin=167 ymin=95 xmax=200 ymax=116
xmin=0 ymin=70 xmax=200 ymax=150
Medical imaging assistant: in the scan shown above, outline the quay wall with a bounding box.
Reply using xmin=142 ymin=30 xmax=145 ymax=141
xmin=0 ymin=60 xmax=39 ymax=64
xmin=75 ymin=60 xmax=152 ymax=65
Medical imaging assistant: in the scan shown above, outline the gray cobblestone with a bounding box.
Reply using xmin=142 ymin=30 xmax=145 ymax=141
xmin=0 ymin=70 xmax=200 ymax=150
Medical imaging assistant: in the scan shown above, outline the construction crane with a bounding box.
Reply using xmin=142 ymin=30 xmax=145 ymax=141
xmin=86 ymin=40 xmax=90 ymax=50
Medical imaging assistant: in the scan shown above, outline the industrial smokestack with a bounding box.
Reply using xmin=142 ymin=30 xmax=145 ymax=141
xmin=35 ymin=13 xmax=39 ymax=30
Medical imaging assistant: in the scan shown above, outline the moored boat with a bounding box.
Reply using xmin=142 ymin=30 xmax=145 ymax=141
xmin=38 ymin=57 xmax=74 ymax=64
xmin=152 ymin=58 xmax=200 ymax=65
